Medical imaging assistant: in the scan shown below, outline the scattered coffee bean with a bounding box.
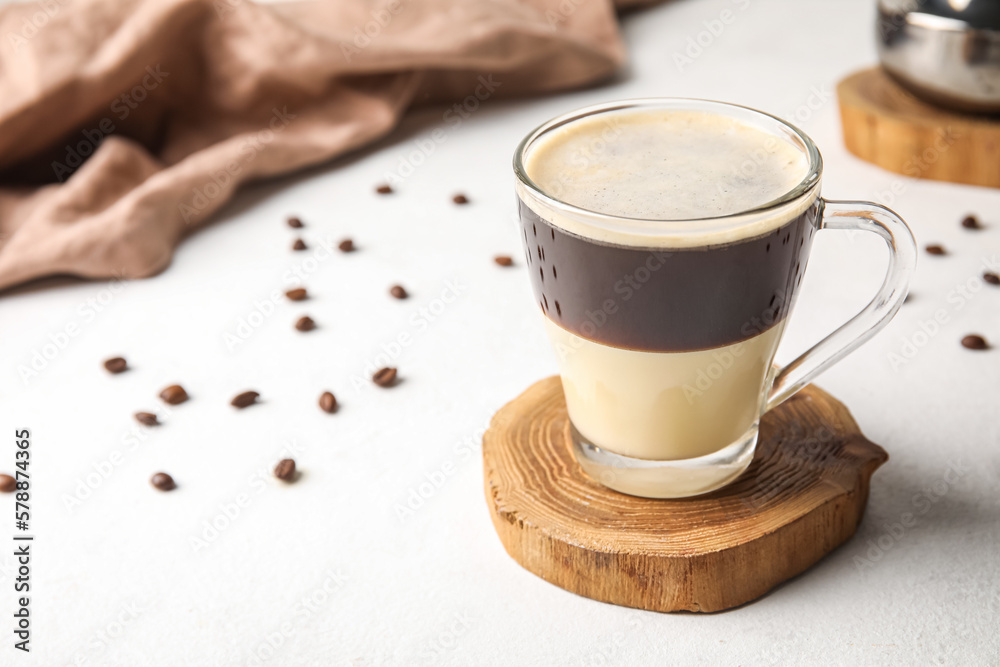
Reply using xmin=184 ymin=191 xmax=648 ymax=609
xmin=150 ymin=472 xmax=175 ymax=491
xmin=104 ymin=357 xmax=128 ymax=374
xmin=925 ymin=244 xmax=946 ymax=255
xmin=452 ymin=193 xmax=469 ymax=205
xmin=160 ymin=385 xmax=189 ymax=405
xmin=961 ymin=214 xmax=982 ymax=230
xmin=274 ymin=458 xmax=296 ymax=481
xmin=295 ymin=316 xmax=316 ymax=332
xmin=292 ymin=239 xmax=307 ymax=251
xmin=984 ymin=272 xmax=1000 ymax=285
xmin=338 ymin=238 xmax=355 ymax=252
xmin=961 ymin=334 xmax=989 ymax=350
xmin=389 ymin=285 xmax=408 ymax=299
xmin=319 ymin=391 xmax=338 ymax=413
xmin=494 ymin=255 xmax=514 ymax=267
xmin=286 ymin=287 xmax=308 ymax=301
xmin=376 ymin=184 xmax=393 ymax=194
xmin=134 ymin=412 xmax=159 ymax=426
xmin=0 ymin=474 xmax=15 ymax=493
xmin=373 ymin=367 xmax=397 ymax=387
xmin=231 ymin=391 xmax=260 ymax=408
xmin=287 ymin=216 xmax=304 ymax=228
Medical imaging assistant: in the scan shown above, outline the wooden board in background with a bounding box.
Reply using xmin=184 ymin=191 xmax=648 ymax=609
xmin=838 ymin=67 xmax=1000 ymax=189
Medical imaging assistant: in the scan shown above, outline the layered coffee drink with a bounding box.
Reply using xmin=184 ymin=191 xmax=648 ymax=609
xmin=517 ymin=108 xmax=821 ymax=464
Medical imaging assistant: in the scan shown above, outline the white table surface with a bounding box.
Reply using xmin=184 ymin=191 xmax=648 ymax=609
xmin=2 ymin=0 xmax=999 ymax=664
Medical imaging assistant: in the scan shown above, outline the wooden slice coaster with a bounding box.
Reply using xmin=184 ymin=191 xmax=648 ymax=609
xmin=838 ymin=67 xmax=1000 ymax=188
xmin=482 ymin=376 xmax=887 ymax=613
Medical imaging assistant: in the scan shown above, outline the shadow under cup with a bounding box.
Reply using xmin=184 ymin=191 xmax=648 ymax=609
xmin=514 ymin=99 xmax=826 ymax=499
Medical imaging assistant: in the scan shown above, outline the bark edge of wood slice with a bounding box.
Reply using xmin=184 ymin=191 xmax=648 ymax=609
xmin=838 ymin=67 xmax=1000 ymax=188
xmin=482 ymin=376 xmax=887 ymax=613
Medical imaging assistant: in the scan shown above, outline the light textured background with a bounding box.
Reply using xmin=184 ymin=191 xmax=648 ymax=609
xmin=1 ymin=0 xmax=998 ymax=665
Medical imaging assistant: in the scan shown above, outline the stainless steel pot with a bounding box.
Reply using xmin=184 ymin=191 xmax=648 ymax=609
xmin=877 ymin=0 xmax=1000 ymax=113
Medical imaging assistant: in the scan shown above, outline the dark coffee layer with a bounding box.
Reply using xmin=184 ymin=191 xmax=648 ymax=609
xmin=519 ymin=199 xmax=821 ymax=352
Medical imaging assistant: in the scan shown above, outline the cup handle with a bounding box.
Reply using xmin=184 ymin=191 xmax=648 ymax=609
xmin=765 ymin=199 xmax=917 ymax=412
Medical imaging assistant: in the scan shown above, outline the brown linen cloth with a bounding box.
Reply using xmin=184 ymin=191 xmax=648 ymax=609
xmin=0 ymin=0 xmax=646 ymax=292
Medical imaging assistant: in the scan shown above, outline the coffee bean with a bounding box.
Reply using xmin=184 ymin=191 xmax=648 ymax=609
xmin=961 ymin=215 xmax=982 ymax=229
xmin=104 ymin=357 xmax=128 ymax=374
xmin=287 ymin=216 xmax=304 ymax=228
xmin=231 ymin=391 xmax=260 ymax=408
xmin=389 ymin=285 xmax=408 ymax=299
xmin=925 ymin=244 xmax=946 ymax=255
xmin=494 ymin=255 xmax=514 ymax=267
xmin=292 ymin=239 xmax=307 ymax=251
xmin=274 ymin=458 xmax=296 ymax=481
xmin=984 ymin=272 xmax=1000 ymax=285
xmin=0 ymin=474 xmax=15 ymax=493
xmin=295 ymin=316 xmax=316 ymax=332
xmin=319 ymin=391 xmax=338 ymax=413
xmin=160 ymin=385 xmax=188 ymax=405
xmin=338 ymin=239 xmax=355 ymax=252
xmin=150 ymin=472 xmax=175 ymax=491
xmin=376 ymin=184 xmax=393 ymax=194
xmin=373 ymin=367 xmax=397 ymax=387
xmin=453 ymin=193 xmax=469 ymax=205
xmin=134 ymin=412 xmax=159 ymax=426
xmin=961 ymin=334 xmax=989 ymax=350
xmin=286 ymin=287 xmax=308 ymax=301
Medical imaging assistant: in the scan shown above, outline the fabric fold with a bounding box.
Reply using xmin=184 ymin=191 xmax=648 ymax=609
xmin=0 ymin=0 xmax=638 ymax=291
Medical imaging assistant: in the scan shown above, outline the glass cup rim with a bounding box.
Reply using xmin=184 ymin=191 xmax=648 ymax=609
xmin=512 ymin=97 xmax=824 ymax=239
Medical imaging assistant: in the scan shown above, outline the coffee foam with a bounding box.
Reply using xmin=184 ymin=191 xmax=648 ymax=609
xmin=519 ymin=108 xmax=819 ymax=248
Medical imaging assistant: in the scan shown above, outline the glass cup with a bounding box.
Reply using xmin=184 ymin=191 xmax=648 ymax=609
xmin=513 ymin=98 xmax=916 ymax=499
